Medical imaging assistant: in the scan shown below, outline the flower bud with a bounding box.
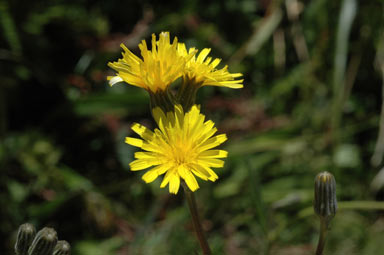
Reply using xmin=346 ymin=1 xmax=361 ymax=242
xmin=28 ymin=227 xmax=58 ymax=255
xmin=314 ymin=171 xmax=337 ymax=222
xmin=53 ymin=240 xmax=71 ymax=255
xmin=149 ymin=89 xmax=177 ymax=114
xmin=15 ymin=223 xmax=36 ymax=255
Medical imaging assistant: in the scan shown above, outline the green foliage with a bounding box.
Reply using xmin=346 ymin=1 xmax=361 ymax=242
xmin=1 ymin=0 xmax=384 ymax=254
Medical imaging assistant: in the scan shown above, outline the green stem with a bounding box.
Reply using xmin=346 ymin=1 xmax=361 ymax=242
xmin=182 ymin=182 xmax=211 ymax=255
xmin=316 ymin=219 xmax=328 ymax=255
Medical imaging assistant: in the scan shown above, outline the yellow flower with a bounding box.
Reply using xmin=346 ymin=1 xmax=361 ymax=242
xmin=108 ymin=32 xmax=194 ymax=93
xmin=125 ymin=105 xmax=228 ymax=194
xmin=178 ymin=43 xmax=243 ymax=89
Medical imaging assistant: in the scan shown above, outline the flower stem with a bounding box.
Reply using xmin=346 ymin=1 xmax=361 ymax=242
xmin=316 ymin=219 xmax=328 ymax=255
xmin=182 ymin=182 xmax=211 ymax=255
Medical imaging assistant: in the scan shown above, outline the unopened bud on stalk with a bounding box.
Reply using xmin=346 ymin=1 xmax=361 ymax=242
xmin=15 ymin=223 xmax=36 ymax=255
xmin=28 ymin=227 xmax=58 ymax=255
xmin=314 ymin=171 xmax=337 ymax=223
xmin=53 ymin=240 xmax=71 ymax=255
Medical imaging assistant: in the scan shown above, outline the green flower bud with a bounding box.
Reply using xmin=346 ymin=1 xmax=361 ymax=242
xmin=53 ymin=240 xmax=71 ymax=255
xmin=314 ymin=171 xmax=337 ymax=222
xmin=28 ymin=227 xmax=58 ymax=255
xmin=15 ymin=223 xmax=36 ymax=255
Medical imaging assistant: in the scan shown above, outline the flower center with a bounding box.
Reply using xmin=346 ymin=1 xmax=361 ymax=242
xmin=169 ymin=139 xmax=197 ymax=166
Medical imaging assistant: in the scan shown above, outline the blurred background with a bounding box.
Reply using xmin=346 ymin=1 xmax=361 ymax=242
xmin=1 ymin=0 xmax=384 ymax=254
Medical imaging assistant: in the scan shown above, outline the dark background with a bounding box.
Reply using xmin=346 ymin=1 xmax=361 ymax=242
xmin=1 ymin=0 xmax=384 ymax=254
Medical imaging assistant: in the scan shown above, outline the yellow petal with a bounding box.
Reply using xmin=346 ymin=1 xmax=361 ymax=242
xmin=177 ymin=165 xmax=187 ymax=179
xmin=134 ymin=151 xmax=158 ymax=159
xmin=174 ymin=105 xmax=184 ymax=129
xmin=209 ymin=58 xmax=221 ymax=68
xmin=200 ymin=165 xmax=219 ymax=181
xmin=142 ymin=169 xmax=159 ymax=183
xmin=130 ymin=159 xmax=152 ymax=171
xmin=184 ymin=170 xmax=199 ymax=192
xmin=141 ymin=143 xmax=165 ymax=154
xmin=152 ymin=107 xmax=166 ymax=125
xmin=198 ymin=158 xmax=225 ymax=168
xmin=155 ymin=163 xmax=171 ymax=175
xmin=125 ymin=137 xmax=143 ymax=148
xmin=169 ymin=173 xmax=181 ymax=194
xmin=131 ymin=123 xmax=154 ymax=141
xmin=190 ymin=169 xmax=208 ymax=181
xmin=189 ymin=163 xmax=210 ymax=180
xmin=197 ymin=48 xmax=211 ymax=63
xmin=160 ymin=170 xmax=172 ymax=188
xmin=197 ymin=134 xmax=227 ymax=152
xmin=177 ymin=43 xmax=188 ymax=56
xmin=199 ymin=150 xmax=228 ymax=158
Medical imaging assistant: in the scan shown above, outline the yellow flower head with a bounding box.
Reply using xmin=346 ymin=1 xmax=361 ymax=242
xmin=125 ymin=105 xmax=228 ymax=194
xmin=108 ymin=32 xmax=195 ymax=93
xmin=178 ymin=43 xmax=243 ymax=89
